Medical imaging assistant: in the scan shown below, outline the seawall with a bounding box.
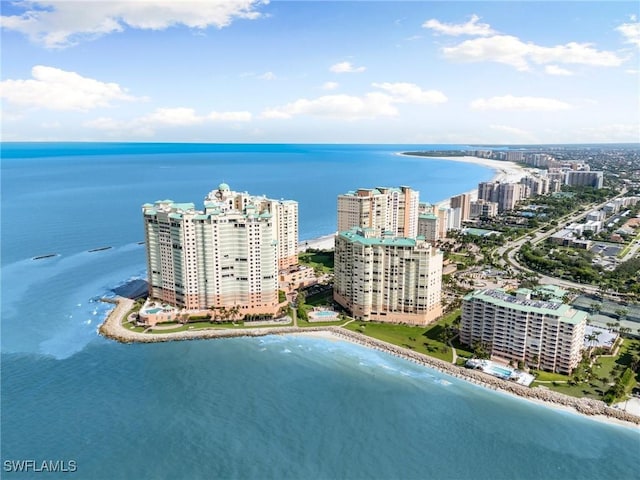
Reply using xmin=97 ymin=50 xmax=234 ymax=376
xmin=99 ymin=297 xmax=640 ymax=427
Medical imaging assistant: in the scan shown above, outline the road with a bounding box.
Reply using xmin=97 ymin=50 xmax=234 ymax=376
xmin=494 ymin=189 xmax=629 ymax=294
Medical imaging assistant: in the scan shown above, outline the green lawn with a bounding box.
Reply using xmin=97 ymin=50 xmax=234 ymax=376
xmin=305 ymin=289 xmax=334 ymax=306
xmin=299 ymin=251 xmax=334 ymax=273
xmin=342 ymin=310 xmax=470 ymax=363
xmin=145 ymin=319 xmax=293 ymax=334
xmin=122 ymin=321 xmax=145 ymax=333
xmin=532 ymin=371 xmax=569 ymax=382
xmin=618 ymin=231 xmax=640 ymax=258
xmin=296 ymin=317 xmax=348 ymax=328
xmin=531 ymin=338 xmax=640 ymax=399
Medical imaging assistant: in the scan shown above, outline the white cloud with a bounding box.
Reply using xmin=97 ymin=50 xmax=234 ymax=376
xmin=261 ymin=93 xmax=397 ymax=120
xmin=0 ymin=0 xmax=267 ymax=48
xmin=616 ymin=19 xmax=640 ymax=47
xmin=141 ymin=107 xmax=204 ymax=126
xmin=41 ymin=121 xmax=62 ymax=129
xmin=422 ymin=14 xmax=496 ymax=37
xmin=208 ymin=111 xmax=252 ymax=122
xmin=443 ymin=35 xmax=624 ymax=71
xmin=85 ymin=107 xmax=252 ymax=135
xmin=134 ymin=107 xmax=252 ymax=126
xmin=489 ymin=124 xmax=536 ymax=140
xmin=470 ymin=95 xmax=571 ymax=111
xmin=85 ymin=117 xmax=123 ymax=130
xmin=263 ymin=81 xmax=447 ymax=120
xmin=0 ymin=65 xmax=140 ymax=111
xmin=258 ymin=71 xmax=276 ymax=80
xmin=544 ymin=65 xmax=573 ymax=76
xmin=372 ymin=82 xmax=447 ymax=104
xmin=329 ymin=61 xmax=366 ymax=73
xmin=575 ymin=124 xmax=640 ymax=142
xmin=322 ymin=81 xmax=339 ymax=90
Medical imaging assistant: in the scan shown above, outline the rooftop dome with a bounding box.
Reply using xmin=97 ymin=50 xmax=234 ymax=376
xmin=218 ymin=182 xmax=230 ymax=191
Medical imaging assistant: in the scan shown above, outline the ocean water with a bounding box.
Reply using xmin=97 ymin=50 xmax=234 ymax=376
xmin=1 ymin=143 xmax=638 ymax=479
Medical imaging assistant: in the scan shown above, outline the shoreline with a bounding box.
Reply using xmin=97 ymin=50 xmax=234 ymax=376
xmin=99 ymin=297 xmax=640 ymax=429
xmin=298 ymin=233 xmax=336 ymax=252
xmin=98 ymin=152 xmax=636 ymax=428
xmin=397 ymin=153 xmax=529 ymax=208
xmin=297 ymin=152 xmax=530 ymax=249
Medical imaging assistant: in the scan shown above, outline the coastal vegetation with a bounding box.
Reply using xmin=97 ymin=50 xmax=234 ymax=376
xmin=343 ymin=310 xmax=473 ymax=363
xmin=519 ymin=241 xmax=640 ymax=296
xmin=531 ymin=338 xmax=640 ymax=402
xmin=299 ymin=249 xmax=334 ymax=274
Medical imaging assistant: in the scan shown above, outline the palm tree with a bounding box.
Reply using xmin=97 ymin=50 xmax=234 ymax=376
xmin=209 ymin=306 xmax=218 ymax=324
xmin=530 ymin=354 xmax=540 ymax=370
xmin=584 ymin=331 xmax=601 ymax=357
xmin=629 ymin=355 xmax=640 ymax=373
xmin=590 ymin=302 xmax=602 ymax=315
xmin=615 ymin=308 xmax=628 ymax=321
xmin=229 ymin=305 xmax=241 ymax=323
xmin=619 ymin=326 xmax=631 ymax=337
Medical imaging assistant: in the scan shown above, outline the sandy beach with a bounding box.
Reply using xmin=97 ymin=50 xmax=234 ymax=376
xmin=397 ymin=153 xmax=529 ymax=208
xmin=298 ymin=153 xmax=530 ymax=250
xmin=99 ymin=151 xmax=638 ymax=429
xmin=298 ymin=233 xmax=336 ymax=252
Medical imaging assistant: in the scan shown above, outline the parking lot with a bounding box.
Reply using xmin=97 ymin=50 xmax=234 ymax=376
xmin=589 ymin=242 xmax=622 ymax=258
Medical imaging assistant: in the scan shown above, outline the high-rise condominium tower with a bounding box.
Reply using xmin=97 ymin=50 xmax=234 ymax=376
xmin=142 ymin=183 xmax=298 ymax=314
xmin=337 ymin=186 xmax=419 ymax=238
xmin=460 ymin=289 xmax=586 ymax=374
xmin=333 ymin=228 xmax=443 ymax=325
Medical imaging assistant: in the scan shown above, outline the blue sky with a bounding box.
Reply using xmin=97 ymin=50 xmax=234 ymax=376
xmin=1 ymin=1 xmax=639 ymax=143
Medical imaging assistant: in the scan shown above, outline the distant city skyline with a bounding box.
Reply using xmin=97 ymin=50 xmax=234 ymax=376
xmin=1 ymin=1 xmax=639 ymax=143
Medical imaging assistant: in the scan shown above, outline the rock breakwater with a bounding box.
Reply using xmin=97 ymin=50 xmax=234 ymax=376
xmin=99 ymin=297 xmax=640 ymax=427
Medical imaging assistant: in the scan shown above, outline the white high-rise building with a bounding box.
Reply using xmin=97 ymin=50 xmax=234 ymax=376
xmin=204 ymin=184 xmax=299 ymax=270
xmin=417 ymin=213 xmax=439 ymax=242
xmin=496 ymin=183 xmax=526 ymax=213
xmin=520 ymin=175 xmax=549 ymax=196
xmin=470 ymin=200 xmax=498 ymax=219
xmin=565 ymin=171 xmax=604 ymax=189
xmin=143 ymin=183 xmax=298 ymax=314
xmin=337 ymin=186 xmax=419 ymax=238
xmin=460 ymin=289 xmax=587 ymax=374
xmin=333 ymin=228 xmax=443 ymax=325
xmin=477 ymin=181 xmax=497 ymax=202
xmin=450 ymin=193 xmax=471 ymax=222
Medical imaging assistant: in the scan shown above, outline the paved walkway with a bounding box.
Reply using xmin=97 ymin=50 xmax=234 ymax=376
xmin=616 ymin=397 xmax=640 ymax=416
xmin=448 ymin=341 xmax=457 ymax=364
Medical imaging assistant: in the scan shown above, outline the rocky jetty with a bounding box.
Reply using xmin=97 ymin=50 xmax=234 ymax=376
xmin=99 ymin=297 xmax=640 ymax=427
xmin=329 ymin=328 xmax=640 ymax=426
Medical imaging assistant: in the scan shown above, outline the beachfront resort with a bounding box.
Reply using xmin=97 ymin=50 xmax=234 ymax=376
xmin=461 ymin=287 xmax=587 ymax=374
xmin=141 ymin=183 xmax=298 ymax=323
xmin=127 ymin=148 xmax=640 ymax=420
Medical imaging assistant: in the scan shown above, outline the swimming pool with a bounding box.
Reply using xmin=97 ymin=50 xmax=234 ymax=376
xmin=313 ymin=310 xmax=337 ymax=318
xmin=485 ymin=364 xmax=514 ymax=379
xmin=308 ymin=310 xmax=339 ymax=321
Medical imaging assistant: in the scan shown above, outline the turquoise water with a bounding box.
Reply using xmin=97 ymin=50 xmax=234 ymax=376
xmin=1 ymin=143 xmax=638 ymax=479
xmin=488 ymin=365 xmax=514 ymax=379
xmin=312 ymin=310 xmax=338 ymax=318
